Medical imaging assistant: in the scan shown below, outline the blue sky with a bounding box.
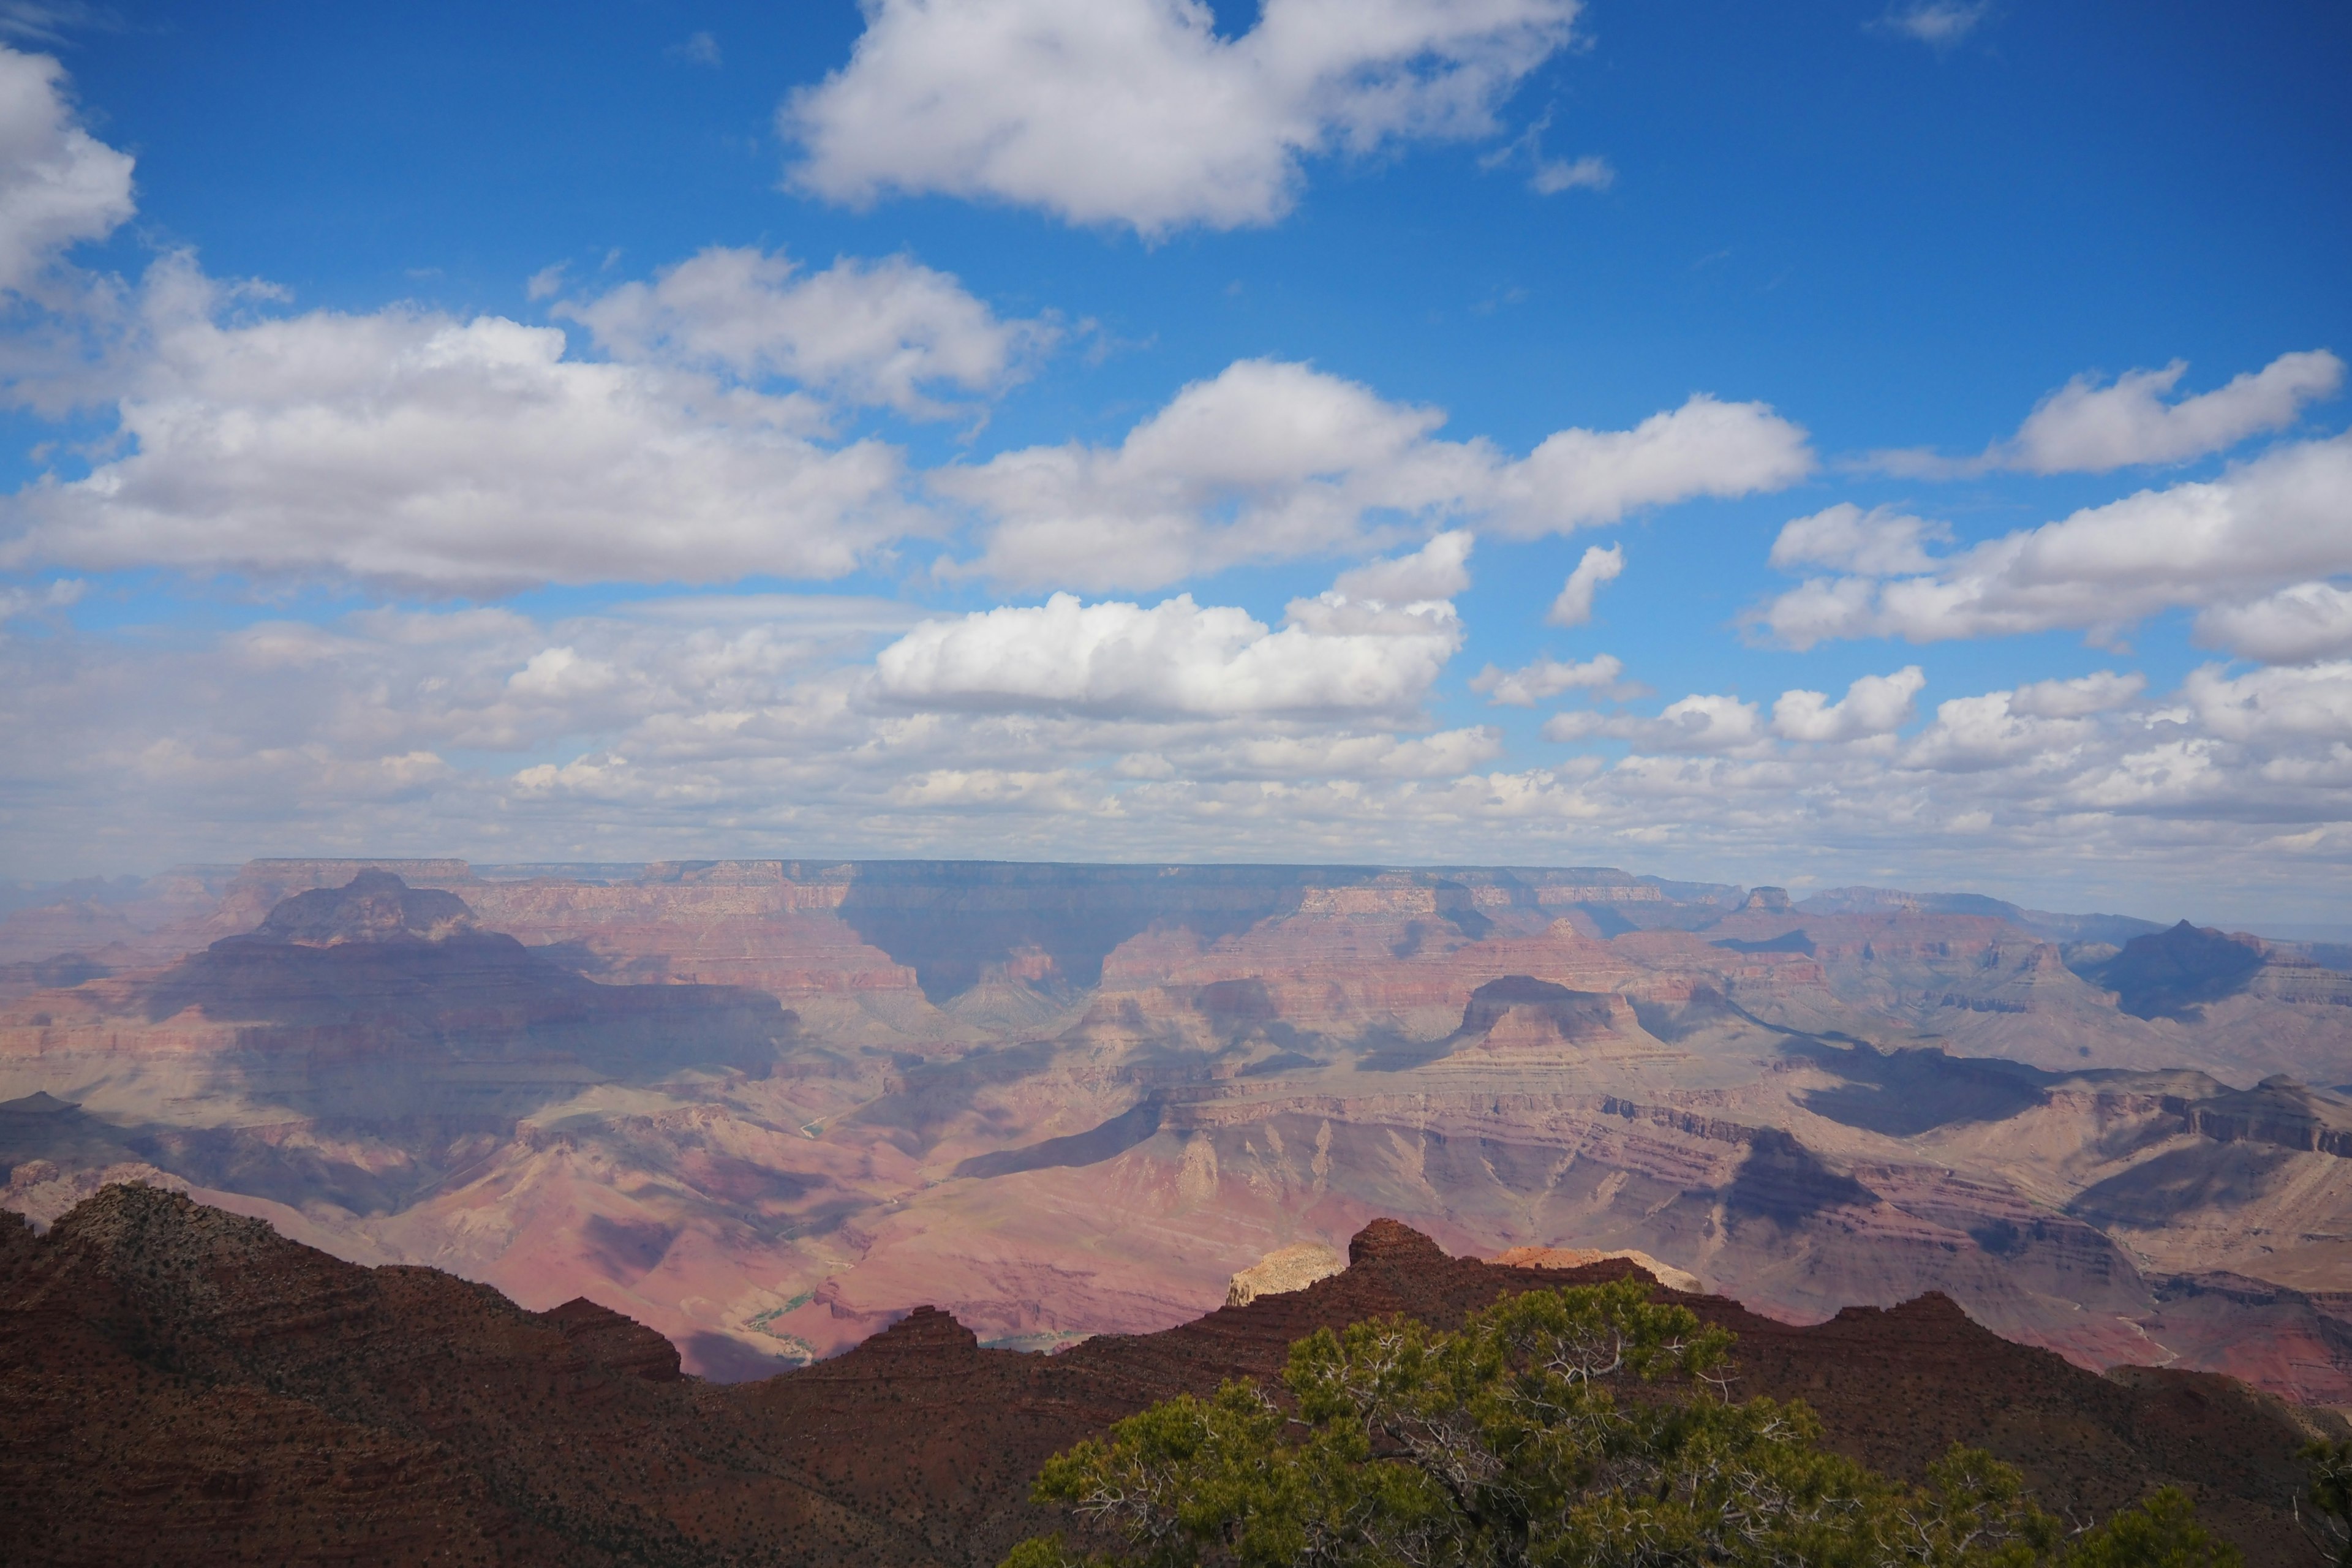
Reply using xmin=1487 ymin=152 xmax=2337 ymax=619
xmin=1 ymin=0 xmax=2348 ymax=927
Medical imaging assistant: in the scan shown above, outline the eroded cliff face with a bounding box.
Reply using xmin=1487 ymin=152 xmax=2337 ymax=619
xmin=2 ymin=858 xmax=2350 ymax=1405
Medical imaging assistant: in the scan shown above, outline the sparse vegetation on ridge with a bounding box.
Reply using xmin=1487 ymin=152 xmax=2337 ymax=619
xmin=1005 ymin=1280 xmax=2237 ymax=1568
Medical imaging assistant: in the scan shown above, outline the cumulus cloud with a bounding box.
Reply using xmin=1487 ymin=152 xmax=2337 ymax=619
xmin=0 ymin=42 xmax=132 ymax=298
xmin=1125 ymin=725 xmax=1506 ymax=782
xmin=1331 ymin=529 xmax=1472 ymax=602
xmin=1751 ymin=433 xmax=2352 ymax=653
xmin=0 ymin=574 xmax=77 ymax=627
xmin=1771 ymin=666 xmax=1924 ymax=743
xmin=1873 ymin=350 xmax=2345 ymax=478
xmin=874 ymin=587 xmax=1462 ymax=720
xmin=1768 ymin=503 xmax=1950 ymax=576
xmin=558 ymin=246 xmax=1055 ymax=418
xmin=939 ymin=360 xmax=1811 ymax=589
xmin=2194 ymin=581 xmax=2352 ymax=666
xmin=1898 ymin=690 xmax=2089 ymax=773
xmin=2008 ymin=352 xmax=2344 ymax=473
xmin=783 ymin=0 xmax=1583 ymax=235
xmin=7 ymin=598 xmax=2351 ymax=917
xmin=1544 ymin=666 xmax=1926 ymax=754
xmin=2182 ymin=659 xmax=2352 ymax=745
xmin=1545 ymin=692 xmax=1766 ymax=755
xmin=1485 ymin=394 xmax=1813 ymax=537
xmin=1471 ymin=652 xmax=1625 ymax=706
xmin=0 ymin=259 xmax=917 ymax=593
xmin=2010 ymin=669 xmax=2146 ymax=719
xmin=1546 ymin=543 xmax=1623 ymax=627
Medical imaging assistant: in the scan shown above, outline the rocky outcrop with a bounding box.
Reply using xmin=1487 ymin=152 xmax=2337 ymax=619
xmin=1223 ymin=1240 xmax=1346 ymax=1306
xmin=12 ymin=873 xmax=794 ymax=1125
xmin=1491 ymin=1243 xmax=1702 ymax=1291
xmin=2173 ymin=1076 xmax=2352 ymax=1158
xmin=2082 ymin=921 xmax=2270 ymax=1020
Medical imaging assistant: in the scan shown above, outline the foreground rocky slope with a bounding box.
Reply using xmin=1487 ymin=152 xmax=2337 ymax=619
xmin=1 ymin=1186 xmax=2340 ymax=1567
xmin=2 ymin=858 xmax=2348 ymax=1396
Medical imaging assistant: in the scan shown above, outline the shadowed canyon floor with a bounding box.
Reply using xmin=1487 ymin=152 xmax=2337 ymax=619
xmin=2 ymin=1188 xmax=2343 ymax=1567
xmin=2 ymin=857 xmax=2350 ymax=1404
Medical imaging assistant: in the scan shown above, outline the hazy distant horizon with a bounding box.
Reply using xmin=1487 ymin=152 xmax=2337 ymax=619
xmin=13 ymin=851 xmax=2348 ymax=946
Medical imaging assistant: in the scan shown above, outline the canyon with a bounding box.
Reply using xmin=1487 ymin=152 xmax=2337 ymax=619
xmin=2 ymin=856 xmax=2350 ymax=1409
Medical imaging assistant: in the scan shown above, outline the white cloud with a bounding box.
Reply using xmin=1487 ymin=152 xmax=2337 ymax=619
xmin=1130 ymin=725 xmax=1506 ymax=782
xmin=0 ymin=42 xmax=132 ymax=298
xmin=1545 ymin=541 xmax=1623 ymax=627
xmin=874 ymin=588 xmax=1463 ymax=719
xmin=507 ymin=646 xmax=622 ymax=701
xmin=2182 ymin=660 xmax=2352 ymax=746
xmin=0 ymin=573 xmax=77 ymax=626
xmin=1898 ymin=691 xmax=2088 ymax=773
xmin=1484 ymin=393 xmax=1813 ymax=538
xmin=782 ymin=0 xmax=1584 ymax=235
xmin=559 ymin=245 xmax=1054 ymax=418
xmin=938 ymin=360 xmax=1811 ymax=590
xmin=1471 ymin=652 xmax=1624 ymax=706
xmin=1752 ymin=433 xmax=2352 ymax=653
xmin=1479 ymin=110 xmax=1613 ymax=197
xmin=2008 ymin=352 xmax=2344 ymax=473
xmin=1771 ymin=666 xmax=1924 ymax=743
xmin=1331 ymin=529 xmax=1472 ymax=601
xmin=1875 ymin=2 xmax=1991 ymax=47
xmin=1545 ymin=692 xmax=1766 ymax=755
xmin=1873 ymin=350 xmax=2345 ymax=477
xmin=935 ymin=360 xmax=1457 ymax=589
xmin=1768 ymin=503 xmax=1950 ymax=575
xmin=2010 ymin=669 xmax=2146 ymax=720
xmin=0 ymin=259 xmax=916 ymax=593
xmin=8 ymin=603 xmax=2352 ymax=921
xmin=2194 ymin=582 xmax=2352 ymax=666
xmin=1529 ymin=153 xmax=1612 ymax=195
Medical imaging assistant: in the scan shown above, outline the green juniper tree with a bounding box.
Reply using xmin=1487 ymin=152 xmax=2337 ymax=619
xmin=2302 ymin=1439 xmax=2352 ymax=1568
xmin=1003 ymin=1279 xmax=2237 ymax=1568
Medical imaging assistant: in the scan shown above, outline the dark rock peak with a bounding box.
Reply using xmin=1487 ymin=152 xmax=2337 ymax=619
xmin=1348 ymin=1216 xmax=1452 ymax=1268
xmin=862 ymin=1304 xmax=980 ymax=1357
xmin=1830 ymin=1291 xmax=1975 ymax=1329
xmin=1742 ymin=886 xmax=1793 ymax=911
xmin=1453 ymin=976 xmax=1626 ymax=1042
xmin=1469 ymin=974 xmax=1577 ymax=1006
xmin=247 ymin=870 xmax=478 ymax=948
xmin=1713 ymin=929 xmax=1815 ymax=955
xmin=0 ymin=1090 xmax=79 ymax=1117
xmin=2179 ymin=1075 xmax=2352 ymax=1158
xmin=537 ymin=1296 xmax=684 ymax=1381
xmin=2082 ymin=919 xmax=2266 ymax=1020
xmin=1725 ymin=1128 xmax=1879 ymax=1224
